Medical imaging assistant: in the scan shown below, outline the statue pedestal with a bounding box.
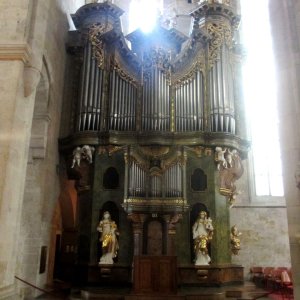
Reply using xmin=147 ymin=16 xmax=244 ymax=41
xmin=84 ymin=264 xmax=131 ymax=285
xmin=178 ymin=264 xmax=244 ymax=286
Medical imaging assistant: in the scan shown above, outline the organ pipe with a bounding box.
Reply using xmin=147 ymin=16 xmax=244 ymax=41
xmin=209 ymin=44 xmax=235 ymax=134
xmin=77 ymin=41 xmax=107 ymax=132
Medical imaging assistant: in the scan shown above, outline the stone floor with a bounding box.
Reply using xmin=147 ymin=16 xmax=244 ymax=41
xmin=28 ymin=281 xmax=280 ymax=300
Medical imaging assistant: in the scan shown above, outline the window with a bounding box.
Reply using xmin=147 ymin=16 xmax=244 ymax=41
xmin=241 ymin=0 xmax=284 ymax=197
xmin=129 ymin=0 xmax=163 ymax=33
xmin=191 ymin=168 xmax=207 ymax=191
xmin=103 ymin=167 xmax=119 ymax=189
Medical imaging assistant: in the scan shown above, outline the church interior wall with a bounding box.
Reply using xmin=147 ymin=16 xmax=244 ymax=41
xmin=9 ymin=0 xmax=84 ymax=298
xmin=0 ymin=0 xmax=298 ymax=298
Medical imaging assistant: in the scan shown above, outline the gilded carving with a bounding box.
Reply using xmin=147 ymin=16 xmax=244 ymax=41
xmin=206 ymin=22 xmax=232 ymax=69
xmin=113 ymin=61 xmax=139 ymax=88
xmin=174 ymin=50 xmax=205 ymax=86
xmin=143 ymin=48 xmax=171 ymax=83
xmin=124 ymin=198 xmax=187 ymax=206
xmin=185 ymin=146 xmax=213 ymax=158
xmin=230 ymin=224 xmax=242 ymax=255
xmin=98 ymin=145 xmax=123 ymax=156
xmin=89 ymin=23 xmax=113 ymax=68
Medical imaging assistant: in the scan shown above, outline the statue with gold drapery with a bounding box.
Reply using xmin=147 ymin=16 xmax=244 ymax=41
xmin=97 ymin=211 xmax=119 ymax=265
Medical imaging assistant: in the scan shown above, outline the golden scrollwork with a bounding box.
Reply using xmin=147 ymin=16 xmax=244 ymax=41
xmin=206 ymin=22 xmax=232 ymax=69
xmin=174 ymin=50 xmax=205 ymax=86
xmin=124 ymin=198 xmax=187 ymax=206
xmin=139 ymin=146 xmax=170 ymax=158
xmin=143 ymin=48 xmax=171 ymax=82
xmin=89 ymin=23 xmax=113 ymax=68
xmin=113 ymin=61 xmax=139 ymax=88
xmin=98 ymin=145 xmax=123 ymax=156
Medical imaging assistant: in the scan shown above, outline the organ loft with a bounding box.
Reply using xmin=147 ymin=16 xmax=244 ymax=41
xmin=59 ymin=0 xmax=249 ymax=291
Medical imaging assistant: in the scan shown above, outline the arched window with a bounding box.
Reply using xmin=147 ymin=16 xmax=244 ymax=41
xmin=103 ymin=167 xmax=119 ymax=189
xmin=191 ymin=168 xmax=207 ymax=192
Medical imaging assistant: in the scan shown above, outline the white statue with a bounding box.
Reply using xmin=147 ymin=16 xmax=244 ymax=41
xmin=215 ymin=147 xmax=227 ymax=170
xmin=71 ymin=145 xmax=95 ymax=168
xmin=192 ymin=211 xmax=214 ymax=265
xmin=226 ymin=148 xmax=238 ymax=168
xmin=71 ymin=147 xmax=82 ymax=168
xmin=97 ymin=211 xmax=119 ymax=265
xmin=82 ymin=145 xmax=95 ymax=163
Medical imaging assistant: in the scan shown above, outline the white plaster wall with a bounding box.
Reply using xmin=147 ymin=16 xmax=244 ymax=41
xmin=230 ymin=207 xmax=291 ymax=279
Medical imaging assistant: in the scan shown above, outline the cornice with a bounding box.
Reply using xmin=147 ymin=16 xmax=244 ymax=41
xmin=0 ymin=43 xmax=31 ymax=63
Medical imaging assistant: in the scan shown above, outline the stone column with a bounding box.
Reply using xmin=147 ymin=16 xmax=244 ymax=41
xmin=128 ymin=213 xmax=145 ymax=255
xmin=0 ymin=1 xmax=42 ymax=297
xmin=164 ymin=214 xmax=182 ymax=256
xmin=269 ymin=1 xmax=300 ymax=298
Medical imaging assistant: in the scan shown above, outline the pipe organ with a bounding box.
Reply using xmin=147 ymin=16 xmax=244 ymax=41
xmin=109 ymin=69 xmax=138 ymax=131
xmin=77 ymin=41 xmax=105 ymax=132
xmin=68 ymin=2 xmax=244 ymax=137
xmin=175 ymin=70 xmax=205 ymax=132
xmin=60 ymin=0 xmax=249 ymax=284
xmin=127 ymin=148 xmax=184 ymax=200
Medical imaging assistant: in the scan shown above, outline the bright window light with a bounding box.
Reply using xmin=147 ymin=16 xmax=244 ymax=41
xmin=241 ymin=0 xmax=284 ymax=197
xmin=129 ymin=0 xmax=163 ymax=33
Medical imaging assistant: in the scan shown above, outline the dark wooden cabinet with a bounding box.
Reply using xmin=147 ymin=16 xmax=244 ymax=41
xmin=133 ymin=256 xmax=177 ymax=295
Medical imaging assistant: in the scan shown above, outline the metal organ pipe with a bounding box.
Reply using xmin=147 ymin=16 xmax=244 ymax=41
xmin=77 ymin=44 xmax=86 ymax=131
xmin=221 ymin=45 xmax=228 ymax=132
xmin=82 ymin=42 xmax=91 ymax=130
xmin=125 ymin=80 xmax=129 ymax=130
xmin=92 ymin=62 xmax=98 ymax=130
xmin=77 ymin=41 xmax=108 ymax=132
xmin=151 ymin=69 xmax=155 ymax=130
xmin=128 ymin=83 xmax=132 ymax=130
xmin=158 ymin=69 xmax=161 ymax=131
xmin=192 ymin=75 xmax=196 ymax=130
xmin=165 ymin=74 xmax=169 ymax=131
xmin=208 ymin=43 xmax=236 ymax=134
xmin=109 ymin=70 xmax=115 ymax=129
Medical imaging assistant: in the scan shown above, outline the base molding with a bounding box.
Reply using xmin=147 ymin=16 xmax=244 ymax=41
xmin=0 ymin=284 xmax=17 ymax=300
xmin=179 ymin=264 xmax=244 ymax=286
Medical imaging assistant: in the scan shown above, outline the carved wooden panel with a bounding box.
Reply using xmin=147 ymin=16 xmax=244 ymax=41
xmin=147 ymin=220 xmax=162 ymax=255
xmin=133 ymin=256 xmax=177 ymax=294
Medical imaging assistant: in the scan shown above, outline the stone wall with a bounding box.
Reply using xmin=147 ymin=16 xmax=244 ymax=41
xmin=0 ymin=1 xmax=83 ymax=299
xmin=230 ymin=160 xmax=291 ymax=278
xmin=230 ymin=206 xmax=291 ymax=279
xmin=269 ymin=1 xmax=300 ymax=298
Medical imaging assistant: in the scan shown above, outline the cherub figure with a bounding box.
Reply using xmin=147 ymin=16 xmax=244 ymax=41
xmin=71 ymin=147 xmax=82 ymax=168
xmin=226 ymin=149 xmax=238 ymax=168
xmin=82 ymin=145 xmax=95 ymax=164
xmin=230 ymin=224 xmax=242 ymax=255
xmin=215 ymin=147 xmax=227 ymax=170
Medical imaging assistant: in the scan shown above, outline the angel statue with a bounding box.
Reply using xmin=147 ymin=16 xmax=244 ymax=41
xmin=230 ymin=224 xmax=242 ymax=255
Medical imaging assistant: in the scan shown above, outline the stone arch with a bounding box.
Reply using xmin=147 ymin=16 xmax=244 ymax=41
xmin=29 ymin=58 xmax=51 ymax=159
xmin=47 ymin=176 xmax=78 ymax=283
